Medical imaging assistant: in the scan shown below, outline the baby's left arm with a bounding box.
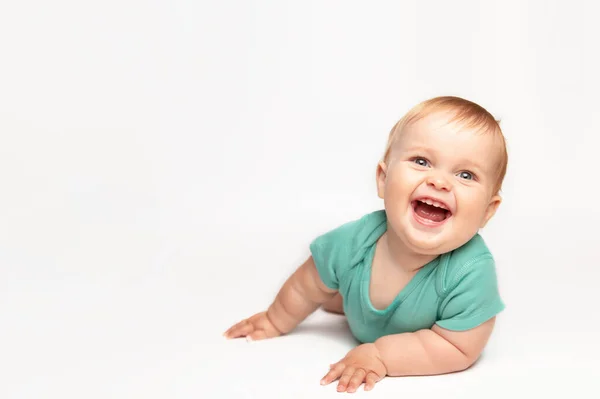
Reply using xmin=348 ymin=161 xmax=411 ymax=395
xmin=375 ymin=316 xmax=496 ymax=376
xmin=321 ymin=317 xmax=496 ymax=392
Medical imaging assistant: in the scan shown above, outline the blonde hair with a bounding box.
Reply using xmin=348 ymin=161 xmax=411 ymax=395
xmin=381 ymin=96 xmax=508 ymax=194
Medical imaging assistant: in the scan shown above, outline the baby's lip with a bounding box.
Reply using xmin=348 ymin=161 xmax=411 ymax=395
xmin=411 ymin=195 xmax=454 ymax=214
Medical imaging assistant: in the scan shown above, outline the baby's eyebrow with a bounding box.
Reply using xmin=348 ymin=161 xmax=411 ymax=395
xmin=401 ymin=145 xmax=432 ymax=153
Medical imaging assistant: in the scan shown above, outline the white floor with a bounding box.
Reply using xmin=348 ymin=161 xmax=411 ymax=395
xmin=2 ymin=220 xmax=599 ymax=399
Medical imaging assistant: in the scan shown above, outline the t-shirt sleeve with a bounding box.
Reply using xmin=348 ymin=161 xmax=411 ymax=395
xmin=435 ymin=254 xmax=505 ymax=331
xmin=309 ymin=219 xmax=360 ymax=290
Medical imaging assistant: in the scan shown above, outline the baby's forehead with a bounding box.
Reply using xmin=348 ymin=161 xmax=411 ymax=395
xmin=401 ymin=112 xmax=491 ymax=141
xmin=409 ymin=110 xmax=486 ymax=134
xmin=396 ymin=112 xmax=504 ymax=165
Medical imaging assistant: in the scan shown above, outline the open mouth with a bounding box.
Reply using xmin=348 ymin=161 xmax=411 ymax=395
xmin=411 ymin=198 xmax=452 ymax=225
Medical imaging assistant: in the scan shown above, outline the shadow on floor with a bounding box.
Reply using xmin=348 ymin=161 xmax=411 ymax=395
xmin=288 ymin=314 xmax=359 ymax=346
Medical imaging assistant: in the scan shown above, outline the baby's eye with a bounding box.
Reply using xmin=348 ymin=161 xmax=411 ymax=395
xmin=458 ymin=171 xmax=474 ymax=180
xmin=413 ymin=158 xmax=429 ymax=167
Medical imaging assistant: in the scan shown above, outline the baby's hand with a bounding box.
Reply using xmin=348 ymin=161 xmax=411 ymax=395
xmin=320 ymin=343 xmax=387 ymax=393
xmin=223 ymin=311 xmax=282 ymax=341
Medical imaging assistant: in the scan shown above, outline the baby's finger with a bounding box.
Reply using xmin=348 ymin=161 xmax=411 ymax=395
xmin=364 ymin=372 xmax=381 ymax=391
xmin=225 ymin=321 xmax=253 ymax=339
xmin=224 ymin=320 xmax=247 ymax=336
xmin=246 ymin=329 xmax=268 ymax=342
xmin=320 ymin=363 xmax=345 ymax=386
xmin=346 ymin=369 xmax=367 ymax=393
xmin=336 ymin=366 xmax=355 ymax=392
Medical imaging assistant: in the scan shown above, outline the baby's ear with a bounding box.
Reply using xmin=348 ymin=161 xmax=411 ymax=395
xmin=481 ymin=194 xmax=502 ymax=228
xmin=376 ymin=161 xmax=387 ymax=199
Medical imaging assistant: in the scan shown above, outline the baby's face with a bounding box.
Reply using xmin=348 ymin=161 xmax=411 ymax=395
xmin=377 ymin=112 xmax=503 ymax=255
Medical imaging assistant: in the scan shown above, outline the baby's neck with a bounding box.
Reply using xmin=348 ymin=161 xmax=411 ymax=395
xmin=382 ymin=231 xmax=438 ymax=273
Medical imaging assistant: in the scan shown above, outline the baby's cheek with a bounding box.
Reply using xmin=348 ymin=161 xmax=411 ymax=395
xmin=469 ymin=205 xmax=489 ymax=227
xmin=457 ymin=195 xmax=487 ymax=221
xmin=385 ymin=184 xmax=408 ymax=206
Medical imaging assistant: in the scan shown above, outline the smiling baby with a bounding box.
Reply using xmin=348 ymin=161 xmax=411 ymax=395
xmin=224 ymin=96 xmax=508 ymax=393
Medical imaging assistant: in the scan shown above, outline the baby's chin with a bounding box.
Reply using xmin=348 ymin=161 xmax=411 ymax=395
xmin=387 ymin=213 xmax=475 ymax=255
xmin=404 ymin=226 xmax=478 ymax=256
xmin=399 ymin=224 xmax=465 ymax=255
xmin=404 ymin=235 xmax=454 ymax=255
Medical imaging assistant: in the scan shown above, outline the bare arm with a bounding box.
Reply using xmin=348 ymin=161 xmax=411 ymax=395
xmin=374 ymin=317 xmax=496 ymax=376
xmin=266 ymin=256 xmax=338 ymax=334
xmin=224 ymin=256 xmax=337 ymax=340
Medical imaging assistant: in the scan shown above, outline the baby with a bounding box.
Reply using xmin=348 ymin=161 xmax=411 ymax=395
xmin=224 ymin=96 xmax=508 ymax=393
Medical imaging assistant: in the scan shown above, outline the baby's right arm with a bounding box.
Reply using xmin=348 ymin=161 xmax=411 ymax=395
xmin=223 ymin=256 xmax=337 ymax=341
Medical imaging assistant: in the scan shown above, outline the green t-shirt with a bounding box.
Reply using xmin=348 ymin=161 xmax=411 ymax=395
xmin=309 ymin=210 xmax=505 ymax=343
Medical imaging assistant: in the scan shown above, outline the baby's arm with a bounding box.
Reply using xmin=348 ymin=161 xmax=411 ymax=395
xmin=224 ymin=256 xmax=337 ymax=340
xmin=375 ymin=317 xmax=496 ymax=376
xmin=266 ymin=256 xmax=338 ymax=334
xmin=321 ymin=317 xmax=496 ymax=392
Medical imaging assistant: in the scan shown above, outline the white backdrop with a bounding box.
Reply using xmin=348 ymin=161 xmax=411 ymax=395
xmin=1 ymin=1 xmax=599 ymax=398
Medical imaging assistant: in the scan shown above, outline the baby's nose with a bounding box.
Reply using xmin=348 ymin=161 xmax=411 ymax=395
xmin=426 ymin=175 xmax=451 ymax=191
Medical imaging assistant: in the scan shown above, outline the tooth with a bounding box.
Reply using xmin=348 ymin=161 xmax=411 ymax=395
xmin=431 ymin=201 xmax=446 ymax=209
